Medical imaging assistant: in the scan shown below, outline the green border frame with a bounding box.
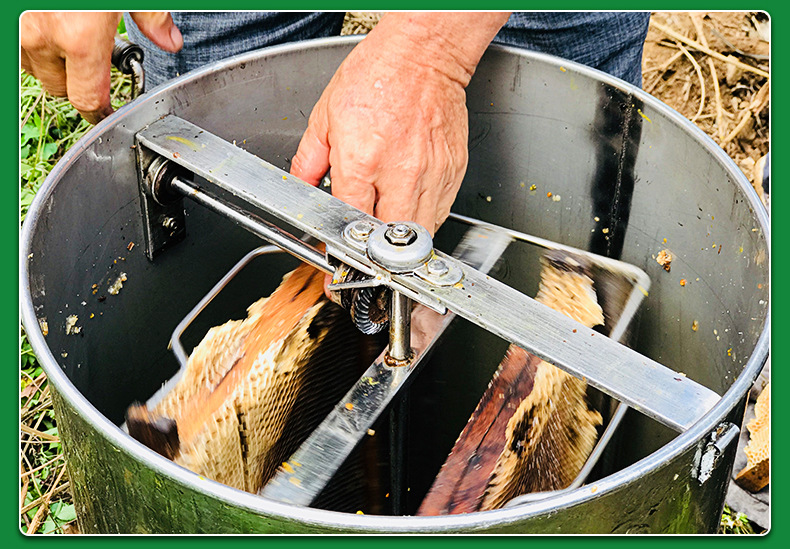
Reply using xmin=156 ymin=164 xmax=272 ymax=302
xmin=8 ymin=3 xmax=780 ymax=546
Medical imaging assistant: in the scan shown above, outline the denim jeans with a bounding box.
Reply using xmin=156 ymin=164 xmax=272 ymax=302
xmin=126 ymin=12 xmax=650 ymax=89
xmin=125 ymin=12 xmax=346 ymax=88
xmin=494 ymin=12 xmax=650 ymax=87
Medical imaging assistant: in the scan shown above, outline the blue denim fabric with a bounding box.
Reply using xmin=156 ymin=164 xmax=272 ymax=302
xmin=495 ymin=12 xmax=650 ymax=87
xmin=126 ymin=12 xmax=649 ymax=90
xmin=125 ymin=12 xmax=345 ymax=88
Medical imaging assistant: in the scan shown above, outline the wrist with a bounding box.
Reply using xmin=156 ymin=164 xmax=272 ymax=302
xmin=366 ymin=12 xmax=510 ymax=87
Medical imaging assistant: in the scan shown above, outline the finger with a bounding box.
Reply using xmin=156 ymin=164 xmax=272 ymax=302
xmin=426 ymin=137 xmax=468 ymax=234
xmin=433 ymin=192 xmax=455 ymax=233
xmin=430 ymin=163 xmax=466 ymax=234
xmin=21 ymin=50 xmax=68 ymax=97
xmin=412 ymin=186 xmax=441 ymax=237
xmin=290 ymin=102 xmax=331 ymax=186
xmin=131 ymin=12 xmax=183 ymax=52
xmin=370 ymin=163 xmax=423 ymax=225
xmin=20 ymin=49 xmax=32 ymax=74
xmin=373 ymin=190 xmax=419 ymax=226
xmin=64 ymin=45 xmax=114 ymax=124
xmin=433 ymin=170 xmax=464 ymax=233
xmin=330 ymin=167 xmax=378 ymax=217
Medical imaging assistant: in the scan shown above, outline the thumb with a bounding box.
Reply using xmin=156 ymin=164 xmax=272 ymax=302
xmin=130 ymin=12 xmax=183 ymax=52
xmin=290 ymin=100 xmax=331 ymax=187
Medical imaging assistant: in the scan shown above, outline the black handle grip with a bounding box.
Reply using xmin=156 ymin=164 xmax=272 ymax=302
xmin=112 ymin=36 xmax=144 ymax=74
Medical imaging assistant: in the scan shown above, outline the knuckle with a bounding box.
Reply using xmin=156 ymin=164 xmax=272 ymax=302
xmin=20 ymin=34 xmax=46 ymax=52
xmin=289 ymin=152 xmax=306 ymax=174
xmin=62 ymin=36 xmax=95 ymax=60
xmin=400 ymin=161 xmax=426 ymax=184
xmin=20 ymin=14 xmax=48 ymax=50
xmin=42 ymin=82 xmax=68 ymax=97
xmin=348 ymin=148 xmax=383 ymax=181
xmin=70 ymin=91 xmax=105 ymax=114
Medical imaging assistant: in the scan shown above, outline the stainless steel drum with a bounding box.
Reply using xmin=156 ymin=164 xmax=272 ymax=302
xmin=20 ymin=37 xmax=769 ymax=533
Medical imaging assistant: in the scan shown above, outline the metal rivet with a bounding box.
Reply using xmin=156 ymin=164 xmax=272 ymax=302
xmin=426 ymin=258 xmax=449 ymax=276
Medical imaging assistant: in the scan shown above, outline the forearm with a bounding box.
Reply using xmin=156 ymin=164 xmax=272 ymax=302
xmin=365 ymin=12 xmax=512 ymax=87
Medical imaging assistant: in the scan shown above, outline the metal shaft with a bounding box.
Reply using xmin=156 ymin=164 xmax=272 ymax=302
xmin=388 ymin=291 xmax=412 ymax=363
xmin=170 ymin=177 xmax=334 ymax=275
xmin=130 ymin=59 xmax=145 ymax=99
xmin=387 ymin=290 xmax=413 ymax=513
xmin=389 ymin=395 xmax=409 ymax=515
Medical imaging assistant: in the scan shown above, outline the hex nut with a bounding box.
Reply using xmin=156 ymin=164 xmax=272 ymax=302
xmin=385 ymin=224 xmax=417 ymax=246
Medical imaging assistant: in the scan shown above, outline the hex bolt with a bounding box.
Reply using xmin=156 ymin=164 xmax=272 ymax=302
xmin=385 ymin=224 xmax=417 ymax=246
xmin=348 ymin=220 xmax=375 ymax=241
xmin=426 ymin=258 xmax=449 ymax=276
xmin=390 ymin=224 xmax=412 ymax=238
xmin=162 ymin=217 xmax=178 ymax=231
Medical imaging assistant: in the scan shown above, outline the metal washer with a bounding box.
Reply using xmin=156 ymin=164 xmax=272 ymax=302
xmin=366 ymin=222 xmax=434 ymax=273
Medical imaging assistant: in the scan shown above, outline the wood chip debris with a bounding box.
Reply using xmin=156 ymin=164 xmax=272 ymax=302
xmin=108 ymin=273 xmax=128 ymax=295
xmin=65 ymin=315 xmax=80 ymax=335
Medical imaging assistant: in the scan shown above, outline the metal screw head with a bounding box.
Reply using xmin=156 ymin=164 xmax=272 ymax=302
xmin=385 ymin=224 xmax=417 ymax=246
xmin=162 ymin=217 xmax=178 ymax=231
xmin=426 ymin=258 xmax=449 ymax=276
xmin=348 ymin=220 xmax=375 ymax=241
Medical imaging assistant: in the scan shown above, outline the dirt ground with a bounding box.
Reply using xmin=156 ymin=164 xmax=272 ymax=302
xmin=643 ymin=12 xmax=769 ymax=205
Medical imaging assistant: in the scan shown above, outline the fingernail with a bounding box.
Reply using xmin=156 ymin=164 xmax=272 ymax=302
xmin=170 ymin=25 xmax=183 ymax=51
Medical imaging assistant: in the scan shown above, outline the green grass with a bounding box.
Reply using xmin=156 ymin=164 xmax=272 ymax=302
xmin=720 ymin=505 xmax=758 ymax=534
xmin=20 ymin=70 xmax=134 ymax=222
xmin=19 ymin=65 xmax=133 ymax=535
xmin=20 ymin=72 xmax=88 ymax=222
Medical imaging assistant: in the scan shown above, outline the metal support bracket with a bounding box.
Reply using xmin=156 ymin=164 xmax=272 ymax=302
xmin=135 ymin=145 xmax=187 ymax=260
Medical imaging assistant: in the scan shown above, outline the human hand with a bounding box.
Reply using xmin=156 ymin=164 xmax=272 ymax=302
xmin=21 ymin=12 xmax=183 ymax=124
xmin=290 ymin=12 xmax=509 ymax=235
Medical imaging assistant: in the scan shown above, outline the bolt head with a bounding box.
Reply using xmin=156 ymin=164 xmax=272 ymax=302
xmin=385 ymin=224 xmax=417 ymax=246
xmin=349 ymin=220 xmax=374 ymax=241
xmin=426 ymin=258 xmax=449 ymax=276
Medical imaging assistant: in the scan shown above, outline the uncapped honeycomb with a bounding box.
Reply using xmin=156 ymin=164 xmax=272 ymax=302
xmin=735 ymin=383 xmax=769 ymax=492
xmin=480 ymin=252 xmax=604 ymax=510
